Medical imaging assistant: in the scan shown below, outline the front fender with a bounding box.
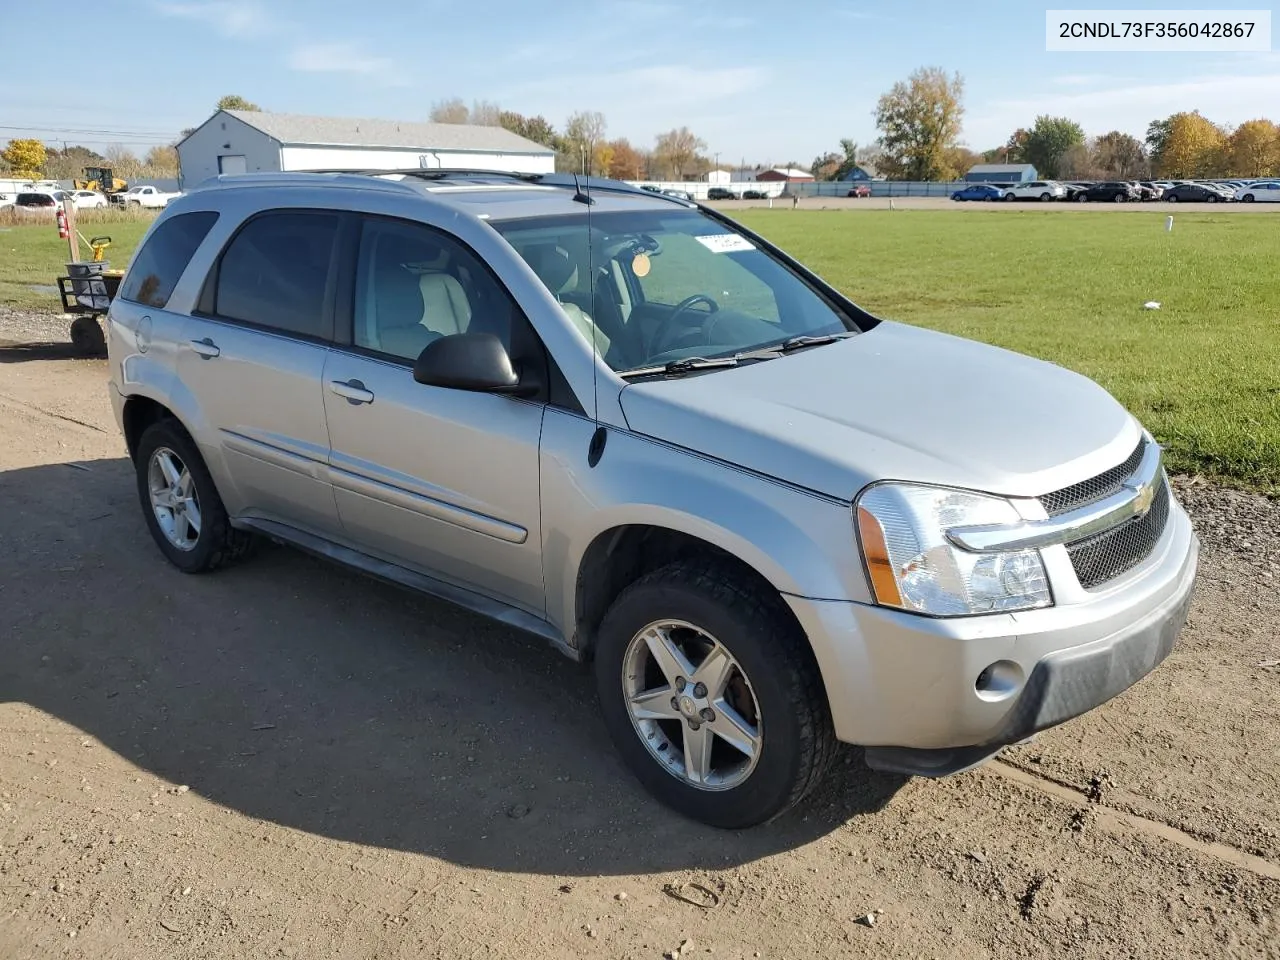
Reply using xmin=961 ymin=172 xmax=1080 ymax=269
xmin=538 ymin=410 xmax=871 ymax=644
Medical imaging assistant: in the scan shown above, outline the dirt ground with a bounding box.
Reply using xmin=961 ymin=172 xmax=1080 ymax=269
xmin=1 ymin=330 xmax=1278 ymax=960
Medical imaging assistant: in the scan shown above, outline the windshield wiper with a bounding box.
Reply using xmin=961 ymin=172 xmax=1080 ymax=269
xmin=619 ymin=356 xmax=741 ymax=379
xmin=776 ymin=332 xmax=856 ymax=353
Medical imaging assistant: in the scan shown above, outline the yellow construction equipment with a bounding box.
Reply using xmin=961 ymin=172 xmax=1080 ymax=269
xmin=73 ymin=166 xmax=128 ymax=200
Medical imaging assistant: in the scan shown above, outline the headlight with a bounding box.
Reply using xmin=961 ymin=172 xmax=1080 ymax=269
xmin=855 ymin=483 xmax=1052 ymax=616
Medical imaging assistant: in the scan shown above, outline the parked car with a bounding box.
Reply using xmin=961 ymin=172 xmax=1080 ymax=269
xmin=1076 ymin=181 xmax=1138 ymax=203
xmin=117 ymin=184 xmax=180 ymax=208
xmin=706 ymin=186 xmax=737 ymax=200
xmin=1003 ymin=180 xmax=1067 ymax=202
xmin=950 ymin=183 xmax=1005 ymax=201
xmin=11 ymin=190 xmax=70 ymax=216
xmin=1135 ymin=182 xmax=1164 ymax=201
xmin=741 ymin=189 xmax=768 ymax=200
xmin=106 ymin=170 xmax=1199 ymax=828
xmin=1236 ymin=181 xmax=1280 ymax=202
xmin=1162 ymin=183 xmax=1229 ymax=203
xmin=846 ymin=184 xmax=871 ymax=198
xmin=661 ymin=188 xmax=694 ymax=201
xmin=1060 ymin=183 xmax=1091 ymax=201
xmin=71 ymin=189 xmax=109 ymax=210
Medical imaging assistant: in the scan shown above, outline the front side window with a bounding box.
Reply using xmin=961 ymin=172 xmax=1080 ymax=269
xmin=352 ymin=216 xmax=525 ymax=362
xmin=494 ymin=209 xmax=858 ymax=374
xmin=119 ymin=211 xmax=219 ymax=309
xmin=214 ymin=211 xmax=338 ymax=338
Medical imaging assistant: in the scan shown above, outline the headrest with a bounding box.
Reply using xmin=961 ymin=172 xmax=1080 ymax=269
xmin=524 ymin=244 xmax=577 ymax=294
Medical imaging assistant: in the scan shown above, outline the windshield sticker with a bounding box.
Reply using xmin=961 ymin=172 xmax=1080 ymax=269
xmin=695 ymin=234 xmax=755 ymax=254
xmin=631 ymin=252 xmax=651 ymax=277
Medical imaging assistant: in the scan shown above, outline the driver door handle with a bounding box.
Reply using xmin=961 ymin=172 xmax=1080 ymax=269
xmin=190 ymin=337 xmax=220 ymax=358
xmin=329 ymin=379 xmax=375 ymax=405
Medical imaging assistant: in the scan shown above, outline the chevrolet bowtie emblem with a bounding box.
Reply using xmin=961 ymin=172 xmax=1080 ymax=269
xmin=1128 ymin=479 xmax=1156 ymax=517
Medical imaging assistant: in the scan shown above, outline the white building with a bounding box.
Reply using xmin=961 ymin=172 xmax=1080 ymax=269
xmin=176 ymin=110 xmax=556 ymax=188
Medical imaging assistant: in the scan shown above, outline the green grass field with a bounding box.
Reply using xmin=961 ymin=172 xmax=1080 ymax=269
xmin=0 ymin=214 xmax=154 ymax=312
xmin=1 ymin=208 xmax=1275 ymax=489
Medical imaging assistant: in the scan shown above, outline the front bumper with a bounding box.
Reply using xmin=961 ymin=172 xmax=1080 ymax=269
xmin=786 ymin=498 xmax=1199 ymax=767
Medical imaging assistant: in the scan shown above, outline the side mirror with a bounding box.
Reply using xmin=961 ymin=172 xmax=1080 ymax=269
xmin=413 ymin=332 xmax=537 ymax=396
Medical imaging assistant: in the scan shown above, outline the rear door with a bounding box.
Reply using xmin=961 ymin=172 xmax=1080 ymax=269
xmin=178 ymin=209 xmax=343 ymax=537
xmin=320 ymin=214 xmax=547 ymax=613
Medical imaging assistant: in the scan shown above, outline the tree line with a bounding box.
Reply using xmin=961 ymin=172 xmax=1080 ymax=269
xmin=427 ymin=98 xmax=714 ymax=180
xmin=807 ymin=66 xmax=1280 ymax=182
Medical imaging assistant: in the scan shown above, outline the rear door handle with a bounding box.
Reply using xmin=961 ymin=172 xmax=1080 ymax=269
xmin=329 ymin=379 xmax=375 ymax=405
xmin=190 ymin=337 xmax=220 ymax=359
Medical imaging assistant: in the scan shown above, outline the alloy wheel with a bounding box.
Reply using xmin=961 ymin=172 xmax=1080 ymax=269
xmin=147 ymin=447 xmax=202 ymax=551
xmin=621 ymin=620 xmax=762 ymax=791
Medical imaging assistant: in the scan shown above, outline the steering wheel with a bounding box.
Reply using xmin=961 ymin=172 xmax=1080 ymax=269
xmin=650 ymin=294 xmax=720 ymax=356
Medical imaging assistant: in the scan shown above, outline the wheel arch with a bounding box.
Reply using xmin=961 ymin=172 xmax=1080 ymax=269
xmin=571 ymin=519 xmax=811 ymax=664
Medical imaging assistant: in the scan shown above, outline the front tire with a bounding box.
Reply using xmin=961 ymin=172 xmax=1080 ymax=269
xmin=594 ymin=561 xmax=835 ymax=828
xmin=134 ymin=419 xmax=255 ymax=574
xmin=1242 ymin=194 xmax=1254 ymax=202
xmin=1076 ymin=193 xmax=1088 ymax=202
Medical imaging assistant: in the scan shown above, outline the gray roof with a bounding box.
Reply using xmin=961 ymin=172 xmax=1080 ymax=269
xmin=223 ymin=110 xmax=554 ymax=155
xmin=967 ymin=163 xmax=1038 ymax=174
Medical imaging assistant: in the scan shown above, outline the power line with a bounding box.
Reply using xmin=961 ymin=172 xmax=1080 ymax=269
xmin=0 ymin=123 xmax=180 ymax=137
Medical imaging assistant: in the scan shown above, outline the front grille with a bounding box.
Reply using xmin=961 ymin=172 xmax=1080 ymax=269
xmin=1065 ymin=477 xmax=1171 ymax=589
xmin=1038 ymin=440 xmax=1147 ymax=517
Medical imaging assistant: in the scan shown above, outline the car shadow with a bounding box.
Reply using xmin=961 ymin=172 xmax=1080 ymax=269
xmin=0 ymin=340 xmax=103 ymax=363
xmin=0 ymin=457 xmax=907 ymax=877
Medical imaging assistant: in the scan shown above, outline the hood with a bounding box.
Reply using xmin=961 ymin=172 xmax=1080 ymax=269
xmin=619 ymin=321 xmax=1140 ymax=500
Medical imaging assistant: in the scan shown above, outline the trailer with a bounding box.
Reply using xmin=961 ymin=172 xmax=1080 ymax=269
xmin=54 ymin=238 xmax=121 ymax=354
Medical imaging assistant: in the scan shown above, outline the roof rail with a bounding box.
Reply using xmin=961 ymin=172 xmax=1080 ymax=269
xmin=298 ymin=168 xmax=692 ymax=205
xmin=184 ymin=170 xmax=422 ymax=196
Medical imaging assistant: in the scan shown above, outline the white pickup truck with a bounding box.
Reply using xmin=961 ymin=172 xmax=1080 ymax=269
xmin=116 ymin=185 xmax=180 ymax=208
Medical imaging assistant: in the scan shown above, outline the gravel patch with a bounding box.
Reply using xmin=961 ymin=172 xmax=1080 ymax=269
xmin=0 ymin=306 xmax=69 ymax=344
xmin=1173 ymin=475 xmax=1280 ymax=572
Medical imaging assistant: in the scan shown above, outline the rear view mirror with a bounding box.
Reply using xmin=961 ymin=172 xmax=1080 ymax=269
xmin=413 ymin=333 xmax=536 ymax=396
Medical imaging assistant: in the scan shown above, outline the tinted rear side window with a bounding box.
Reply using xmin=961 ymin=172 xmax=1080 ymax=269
xmin=214 ymin=211 xmax=339 ymax=339
xmin=119 ymin=211 xmax=220 ymax=308
xmin=16 ymin=193 xmax=54 ymax=206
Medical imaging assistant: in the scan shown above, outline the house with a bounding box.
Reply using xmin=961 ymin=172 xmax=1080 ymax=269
xmin=176 ymin=109 xmax=556 ymax=187
xmin=965 ymin=163 xmax=1039 ymax=183
xmin=839 ymin=163 xmax=880 ymax=181
xmin=755 ymin=167 xmax=815 ymax=182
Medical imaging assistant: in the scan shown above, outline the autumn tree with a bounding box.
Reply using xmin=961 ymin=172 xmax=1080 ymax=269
xmin=1021 ymin=116 xmax=1084 ymax=178
xmin=606 ymin=138 xmax=644 ymax=179
xmin=874 ymin=67 xmax=965 ymax=180
xmin=429 ymin=98 xmax=470 ymax=124
xmin=103 ymin=144 xmax=142 ymax=179
xmin=145 ymin=145 xmax=180 ymax=176
xmin=1003 ymin=128 xmax=1030 ymax=163
xmin=1150 ymin=111 xmax=1227 ymax=177
xmin=1 ymin=138 xmax=47 ymax=178
xmin=810 ymin=139 xmax=867 ymax=180
xmin=469 ymin=100 xmax=502 ymax=126
xmin=497 ymin=111 xmax=558 ymax=148
xmin=1059 ymin=141 xmax=1104 ymax=180
xmin=1226 ymin=119 xmax=1280 ymax=176
xmin=653 ymin=127 xmax=707 ymax=180
xmin=217 ymin=94 xmax=260 ymax=111
xmin=1094 ymin=131 xmax=1147 ymax=177
xmin=943 ymin=145 xmax=979 ymax=178
xmin=559 ymin=111 xmax=607 ymax=174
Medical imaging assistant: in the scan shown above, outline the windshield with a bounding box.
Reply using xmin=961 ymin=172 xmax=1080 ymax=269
xmin=493 ymin=209 xmax=859 ymax=374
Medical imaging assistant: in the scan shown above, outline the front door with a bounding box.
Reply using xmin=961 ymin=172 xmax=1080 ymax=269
xmin=177 ymin=208 xmax=342 ymax=536
xmin=321 ymin=215 xmax=546 ymax=613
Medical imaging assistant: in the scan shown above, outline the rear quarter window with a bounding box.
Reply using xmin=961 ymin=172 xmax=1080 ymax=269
xmin=119 ymin=211 xmax=220 ymax=309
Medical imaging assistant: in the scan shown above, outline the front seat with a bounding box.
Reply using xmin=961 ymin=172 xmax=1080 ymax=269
xmin=523 ymin=244 xmax=610 ymax=356
xmin=417 ymin=272 xmax=472 ymax=338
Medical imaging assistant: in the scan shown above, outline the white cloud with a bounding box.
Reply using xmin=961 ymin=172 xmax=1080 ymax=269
xmin=966 ymin=71 xmax=1280 ymax=145
xmin=288 ymin=43 xmax=407 ymax=86
xmin=153 ymin=0 xmax=273 ymax=37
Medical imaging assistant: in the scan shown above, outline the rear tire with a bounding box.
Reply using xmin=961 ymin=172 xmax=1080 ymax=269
xmin=134 ymin=419 xmax=256 ymax=574
xmin=1113 ymin=193 xmax=1125 ymax=203
xmin=1039 ymin=192 xmax=1051 ymax=201
xmin=1076 ymin=193 xmax=1088 ymax=202
xmin=1207 ymin=194 xmax=1219 ymax=203
xmin=594 ymin=561 xmax=836 ymax=828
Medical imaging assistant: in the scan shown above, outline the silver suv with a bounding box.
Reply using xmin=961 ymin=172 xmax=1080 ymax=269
xmin=107 ymin=170 xmax=1199 ymax=828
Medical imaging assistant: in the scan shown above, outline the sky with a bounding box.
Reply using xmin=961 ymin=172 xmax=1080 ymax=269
xmin=3 ymin=0 xmax=1279 ymax=164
